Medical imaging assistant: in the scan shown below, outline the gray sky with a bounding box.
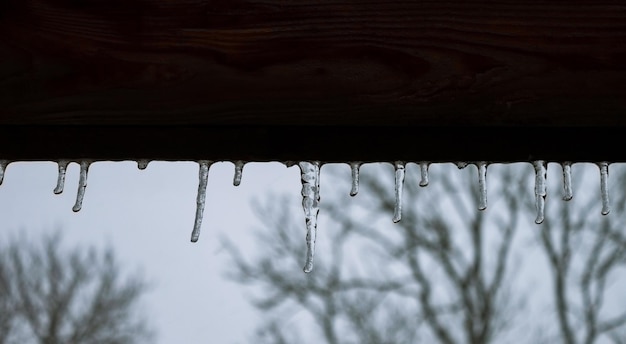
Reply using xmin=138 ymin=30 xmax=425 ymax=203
xmin=0 ymin=160 xmax=302 ymax=343
xmin=1 ymin=161 xmax=625 ymax=343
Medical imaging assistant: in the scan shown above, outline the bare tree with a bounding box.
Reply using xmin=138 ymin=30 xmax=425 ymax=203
xmin=0 ymin=232 xmax=154 ymax=344
xmin=223 ymin=163 xmax=529 ymax=343
xmin=529 ymin=164 xmax=626 ymax=344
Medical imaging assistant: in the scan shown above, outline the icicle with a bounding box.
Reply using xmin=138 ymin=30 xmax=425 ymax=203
xmin=419 ymin=161 xmax=429 ymax=187
xmin=562 ymin=162 xmax=573 ymax=201
xmin=72 ymin=160 xmax=91 ymax=212
xmin=0 ymin=160 xmax=8 ymax=185
xmin=456 ymin=162 xmax=469 ymax=169
xmin=190 ymin=160 xmax=211 ymax=242
xmin=598 ymin=162 xmax=610 ymax=215
xmin=54 ymin=160 xmax=69 ymax=194
xmin=393 ymin=161 xmax=405 ymax=223
xmin=137 ymin=160 xmax=150 ymax=170
xmin=299 ymin=161 xmax=321 ymax=273
xmin=476 ymin=162 xmax=488 ymax=210
xmin=233 ymin=160 xmax=245 ymax=186
xmin=349 ymin=162 xmax=361 ymax=196
xmin=533 ymin=161 xmax=547 ymax=224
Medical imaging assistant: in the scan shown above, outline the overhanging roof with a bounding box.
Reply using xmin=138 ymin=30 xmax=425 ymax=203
xmin=1 ymin=0 xmax=625 ymax=161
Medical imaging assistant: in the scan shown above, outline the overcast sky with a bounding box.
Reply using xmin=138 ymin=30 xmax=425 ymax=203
xmin=1 ymin=161 xmax=625 ymax=343
xmin=0 ymin=160 xmax=305 ymax=343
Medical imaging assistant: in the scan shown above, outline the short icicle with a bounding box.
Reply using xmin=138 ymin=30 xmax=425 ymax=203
xmin=598 ymin=162 xmax=610 ymax=215
xmin=456 ymin=162 xmax=469 ymax=169
xmin=561 ymin=162 xmax=573 ymax=201
xmin=419 ymin=161 xmax=430 ymax=187
xmin=476 ymin=162 xmax=488 ymax=210
xmin=137 ymin=160 xmax=150 ymax=170
xmin=54 ymin=160 xmax=70 ymax=194
xmin=533 ymin=161 xmax=547 ymax=224
xmin=233 ymin=160 xmax=245 ymax=186
xmin=349 ymin=162 xmax=362 ymax=196
xmin=393 ymin=161 xmax=406 ymax=223
xmin=190 ymin=160 xmax=211 ymax=242
xmin=72 ymin=160 xmax=91 ymax=212
xmin=0 ymin=160 xmax=8 ymax=185
xmin=299 ymin=161 xmax=321 ymax=273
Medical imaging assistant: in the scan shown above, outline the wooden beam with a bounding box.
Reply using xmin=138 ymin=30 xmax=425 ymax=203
xmin=0 ymin=126 xmax=622 ymax=163
xmin=1 ymin=1 xmax=625 ymax=161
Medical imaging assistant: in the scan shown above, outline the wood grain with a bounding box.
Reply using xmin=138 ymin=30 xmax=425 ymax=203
xmin=0 ymin=0 xmax=625 ymax=160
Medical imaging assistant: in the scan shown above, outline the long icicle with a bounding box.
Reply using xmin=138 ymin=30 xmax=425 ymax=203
xmin=72 ymin=160 xmax=91 ymax=212
xmin=0 ymin=160 xmax=8 ymax=185
xmin=233 ymin=160 xmax=245 ymax=186
xmin=54 ymin=160 xmax=69 ymax=194
xmin=419 ymin=161 xmax=430 ymax=187
xmin=477 ymin=162 xmax=488 ymax=210
xmin=562 ymin=162 xmax=573 ymax=201
xmin=349 ymin=162 xmax=362 ymax=196
xmin=599 ymin=162 xmax=610 ymax=215
xmin=299 ymin=161 xmax=321 ymax=273
xmin=393 ymin=161 xmax=405 ymax=223
xmin=190 ymin=160 xmax=211 ymax=242
xmin=533 ymin=161 xmax=547 ymax=224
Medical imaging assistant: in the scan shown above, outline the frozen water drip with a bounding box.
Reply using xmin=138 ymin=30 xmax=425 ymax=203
xmin=190 ymin=160 xmax=212 ymax=242
xmin=54 ymin=160 xmax=69 ymax=194
xmin=72 ymin=161 xmax=91 ymax=212
xmin=393 ymin=161 xmax=405 ymax=223
xmin=299 ymin=161 xmax=321 ymax=273
xmin=533 ymin=161 xmax=547 ymax=224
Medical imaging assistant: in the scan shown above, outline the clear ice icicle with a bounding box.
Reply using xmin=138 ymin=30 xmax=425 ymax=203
xmin=299 ymin=161 xmax=321 ymax=273
xmin=137 ymin=160 xmax=150 ymax=170
xmin=54 ymin=160 xmax=69 ymax=194
xmin=191 ymin=160 xmax=211 ymax=242
xmin=598 ymin=162 xmax=610 ymax=215
xmin=456 ymin=162 xmax=469 ymax=169
xmin=393 ymin=161 xmax=405 ymax=223
xmin=0 ymin=160 xmax=8 ymax=185
xmin=233 ymin=160 xmax=245 ymax=186
xmin=476 ymin=162 xmax=488 ymax=210
xmin=533 ymin=161 xmax=547 ymax=224
xmin=562 ymin=162 xmax=573 ymax=201
xmin=419 ymin=161 xmax=429 ymax=187
xmin=72 ymin=160 xmax=91 ymax=212
xmin=349 ymin=162 xmax=362 ymax=196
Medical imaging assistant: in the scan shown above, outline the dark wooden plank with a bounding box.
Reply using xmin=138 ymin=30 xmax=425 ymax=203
xmin=1 ymin=0 xmax=626 ymax=125
xmin=0 ymin=1 xmax=625 ymax=160
xmin=0 ymin=125 xmax=621 ymax=163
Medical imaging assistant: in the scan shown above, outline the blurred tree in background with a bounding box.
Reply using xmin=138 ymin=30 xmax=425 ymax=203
xmin=0 ymin=232 xmax=153 ymax=344
xmin=224 ymin=163 xmax=626 ymax=344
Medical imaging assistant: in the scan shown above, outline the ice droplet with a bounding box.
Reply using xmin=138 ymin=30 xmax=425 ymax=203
xmin=419 ymin=161 xmax=430 ymax=187
xmin=233 ymin=160 xmax=245 ymax=186
xmin=393 ymin=161 xmax=405 ymax=223
xmin=72 ymin=160 xmax=91 ymax=212
xmin=349 ymin=162 xmax=362 ymax=196
xmin=476 ymin=162 xmax=488 ymax=210
xmin=137 ymin=160 xmax=150 ymax=170
xmin=54 ymin=160 xmax=69 ymax=194
xmin=299 ymin=161 xmax=320 ymax=273
xmin=190 ymin=160 xmax=212 ymax=242
xmin=533 ymin=161 xmax=547 ymax=224
xmin=561 ymin=162 xmax=573 ymax=201
xmin=0 ymin=160 xmax=9 ymax=185
xmin=598 ymin=162 xmax=610 ymax=215
xmin=456 ymin=162 xmax=469 ymax=169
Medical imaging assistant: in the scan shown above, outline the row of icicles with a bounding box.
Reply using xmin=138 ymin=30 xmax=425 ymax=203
xmin=0 ymin=160 xmax=612 ymax=273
